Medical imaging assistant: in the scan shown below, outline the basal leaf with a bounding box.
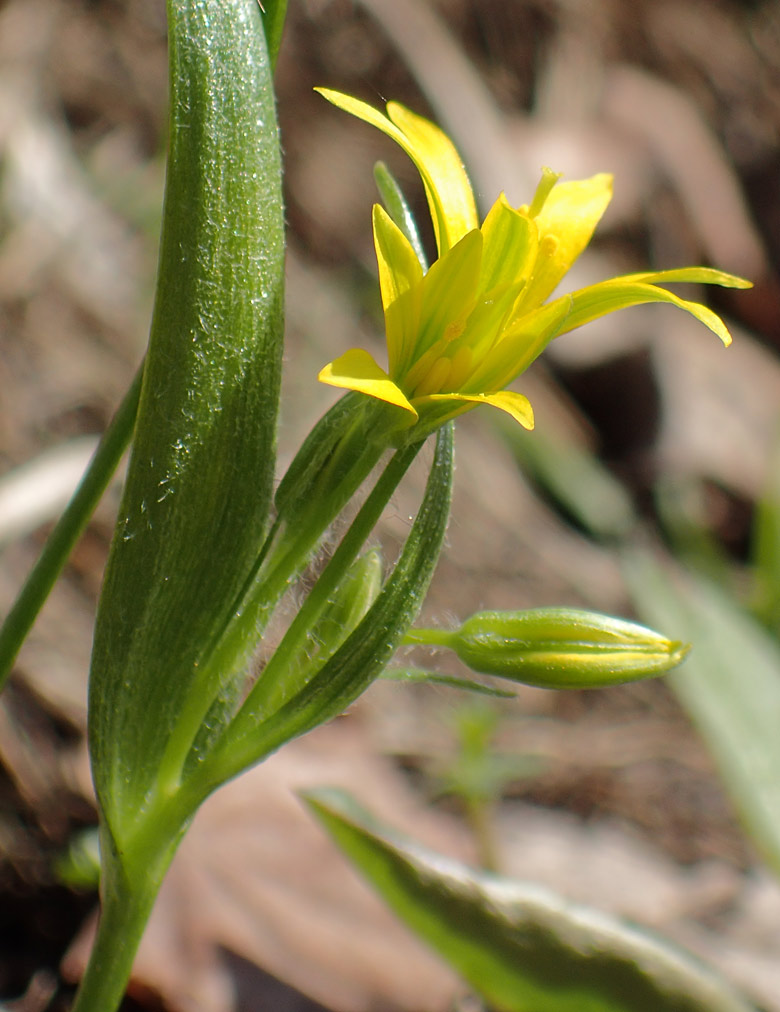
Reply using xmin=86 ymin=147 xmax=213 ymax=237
xmin=305 ymin=788 xmax=754 ymax=1012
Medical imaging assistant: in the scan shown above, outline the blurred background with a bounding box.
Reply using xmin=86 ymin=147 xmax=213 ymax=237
xmin=1 ymin=0 xmax=780 ymax=1009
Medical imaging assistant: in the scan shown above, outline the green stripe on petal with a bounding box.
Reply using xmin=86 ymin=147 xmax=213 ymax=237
xmin=373 ymin=205 xmax=423 ymax=377
xmin=386 ymin=102 xmax=479 ymax=253
xmin=560 ymin=280 xmax=736 ymax=346
xmin=466 ymin=296 xmax=572 ymax=392
xmin=479 ymin=195 xmax=537 ymax=294
xmin=416 ymin=229 xmax=483 ymax=362
xmin=319 ymin=348 xmax=418 ymax=420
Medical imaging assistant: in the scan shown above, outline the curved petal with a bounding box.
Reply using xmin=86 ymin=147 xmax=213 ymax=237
xmin=386 ymin=102 xmax=478 ymax=252
xmin=316 ymin=89 xmax=478 ymax=254
xmin=318 ymin=349 xmax=418 ymax=419
xmin=418 ymin=390 xmax=535 ymax=429
xmin=604 ymin=267 xmax=752 ymax=289
xmin=560 ymin=280 xmax=737 ymax=345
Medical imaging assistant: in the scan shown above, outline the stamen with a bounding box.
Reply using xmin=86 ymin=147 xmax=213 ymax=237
xmin=403 ymin=335 xmax=451 ymax=391
xmin=412 ymin=356 xmax=452 ymax=397
xmin=443 ymin=318 xmax=466 ymax=342
xmin=537 ymin=234 xmax=559 ymax=259
xmin=446 ymin=345 xmax=474 ymax=390
xmin=528 ymin=167 xmax=562 ymax=218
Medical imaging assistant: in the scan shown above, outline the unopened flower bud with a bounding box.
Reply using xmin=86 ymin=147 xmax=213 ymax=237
xmin=407 ymin=608 xmax=689 ymax=689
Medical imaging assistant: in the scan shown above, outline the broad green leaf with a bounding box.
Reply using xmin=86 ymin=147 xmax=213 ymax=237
xmin=305 ymin=789 xmax=754 ymax=1012
xmin=89 ymin=0 xmax=285 ymax=840
xmin=625 ymin=551 xmax=780 ymax=877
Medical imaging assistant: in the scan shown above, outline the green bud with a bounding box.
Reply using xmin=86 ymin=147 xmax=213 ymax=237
xmin=407 ymin=608 xmax=689 ymax=689
xmin=305 ymin=548 xmax=384 ymax=667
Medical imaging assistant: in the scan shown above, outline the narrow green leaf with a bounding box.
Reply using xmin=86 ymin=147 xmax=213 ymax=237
xmin=0 ymin=365 xmax=143 ymax=693
xmin=89 ymin=0 xmax=285 ymax=837
xmin=259 ymin=0 xmax=288 ymax=69
xmin=751 ymin=429 xmax=780 ymax=632
xmin=273 ymin=391 xmax=369 ymax=522
xmin=373 ymin=160 xmax=428 ymax=270
xmin=304 ymin=788 xmax=754 ymax=1012
xmin=626 ymin=551 xmax=780 ymax=878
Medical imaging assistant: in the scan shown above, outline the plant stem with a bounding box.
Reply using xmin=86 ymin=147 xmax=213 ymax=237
xmin=402 ymin=625 xmax=455 ymax=648
xmin=0 ymin=364 xmax=143 ymax=693
xmin=69 ymin=829 xmax=176 ymax=1012
xmin=245 ymin=439 xmax=423 ymax=715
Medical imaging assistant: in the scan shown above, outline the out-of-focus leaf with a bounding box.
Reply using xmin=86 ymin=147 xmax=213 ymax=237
xmin=625 ymin=550 xmax=780 ymax=878
xmin=751 ymin=430 xmax=780 ymax=632
xmin=499 ymin=418 xmax=636 ymax=541
xmin=0 ymin=367 xmax=142 ymax=694
xmin=653 ymin=475 xmax=737 ymax=591
xmin=304 ymin=788 xmax=754 ymax=1012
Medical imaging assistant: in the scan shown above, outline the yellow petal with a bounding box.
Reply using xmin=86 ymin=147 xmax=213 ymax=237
xmin=465 ymin=297 xmax=572 ymax=392
xmin=518 ymin=173 xmax=613 ymax=308
xmin=318 ymin=349 xmax=418 ymax=419
xmin=560 ymin=279 xmax=737 ymax=345
xmin=386 ymin=102 xmax=479 ymax=253
xmin=416 ymin=228 xmax=483 ymax=363
xmin=316 ymin=89 xmax=478 ymax=254
xmin=607 ymin=267 xmax=752 ymax=289
xmin=418 ymin=390 xmax=535 ymax=429
xmin=479 ymin=194 xmax=538 ymax=294
xmin=373 ymin=205 xmax=423 ymax=376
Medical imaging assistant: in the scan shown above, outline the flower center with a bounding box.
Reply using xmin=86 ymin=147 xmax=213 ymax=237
xmin=410 ymin=345 xmax=474 ymax=398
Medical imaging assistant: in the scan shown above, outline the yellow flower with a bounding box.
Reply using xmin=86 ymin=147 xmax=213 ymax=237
xmin=316 ymin=89 xmax=751 ymax=437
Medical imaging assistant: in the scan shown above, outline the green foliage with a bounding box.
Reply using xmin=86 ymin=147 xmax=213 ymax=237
xmin=200 ymin=425 xmax=455 ymax=790
xmin=373 ymin=160 xmax=429 ymax=270
xmin=751 ymin=432 xmax=780 ymax=632
xmin=260 ymin=0 xmax=288 ymax=69
xmin=0 ymin=2 xmax=753 ymax=1010
xmin=627 ymin=552 xmax=780 ymax=878
xmin=89 ymin=0 xmax=286 ymax=842
xmin=0 ymin=367 xmax=143 ymax=693
xmin=305 ymin=788 xmax=755 ymax=1012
